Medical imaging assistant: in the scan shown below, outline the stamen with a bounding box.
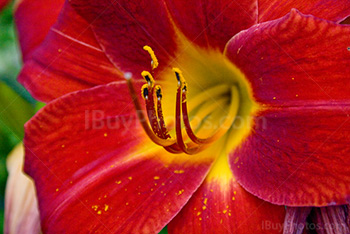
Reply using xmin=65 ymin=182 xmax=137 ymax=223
xmin=143 ymin=45 xmax=159 ymax=70
xmin=141 ymin=71 xmax=155 ymax=87
xmin=127 ymin=48 xmax=239 ymax=155
xmin=174 ymin=69 xmax=206 ymax=155
xmin=187 ymin=84 xmax=230 ymax=109
xmin=173 ymin=67 xmax=186 ymax=87
xmin=141 ymin=85 xmax=163 ymax=137
xmin=141 ymin=84 xmax=149 ymax=100
xmin=126 ymin=78 xmax=176 ymax=147
xmin=154 ymin=85 xmax=171 ymax=139
xmin=183 ymin=85 xmax=239 ymax=144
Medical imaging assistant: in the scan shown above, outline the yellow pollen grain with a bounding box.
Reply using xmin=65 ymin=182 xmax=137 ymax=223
xmin=92 ymin=205 xmax=98 ymax=211
xmin=199 ymin=218 xmax=202 ymax=221
xmin=104 ymin=133 xmax=108 ymax=137
xmin=203 ymin=198 xmax=208 ymax=205
xmin=202 ymin=206 xmax=207 ymax=210
xmin=61 ymin=145 xmax=65 ymax=148
xmin=126 ymin=202 xmax=129 ymax=206
xmin=296 ymin=94 xmax=299 ymax=97
xmin=110 ymin=165 xmax=115 ymax=168
xmin=97 ymin=211 xmax=102 ymax=215
xmin=104 ymin=205 xmax=109 ymax=212
xmin=233 ymin=191 xmax=237 ymax=195
xmin=128 ymin=177 xmax=132 ymax=180
xmin=115 ymin=180 xmax=122 ymax=184
xmin=177 ymin=189 xmax=184 ymax=195
xmin=232 ymin=197 xmax=235 ymax=201
xmin=174 ymin=170 xmax=185 ymax=174
xmin=56 ymin=188 xmax=59 ymax=192
xmin=197 ymin=212 xmax=201 ymax=216
xmin=273 ymin=97 xmax=276 ymax=100
xmin=210 ymin=189 xmax=214 ymax=193
xmin=223 ymin=210 xmax=227 ymax=214
xmin=292 ymin=77 xmax=295 ymax=80
xmin=154 ymin=176 xmax=160 ymax=180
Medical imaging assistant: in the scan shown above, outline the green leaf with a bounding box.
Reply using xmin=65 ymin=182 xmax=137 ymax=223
xmin=0 ymin=82 xmax=35 ymax=139
xmin=159 ymin=226 xmax=168 ymax=234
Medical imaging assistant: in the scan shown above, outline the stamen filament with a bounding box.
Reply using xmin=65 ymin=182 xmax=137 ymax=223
xmin=142 ymin=85 xmax=162 ymax=137
xmin=175 ymin=83 xmax=203 ymax=154
xmin=189 ymin=97 xmax=229 ymax=132
xmin=126 ymin=78 xmax=176 ymax=147
xmin=155 ymin=86 xmax=171 ymax=139
xmin=187 ymin=84 xmax=231 ymax=109
xmin=183 ymin=86 xmax=239 ymax=144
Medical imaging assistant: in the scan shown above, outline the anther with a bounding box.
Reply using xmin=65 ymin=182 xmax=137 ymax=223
xmin=143 ymin=45 xmax=159 ymax=70
xmin=141 ymin=84 xmax=149 ymax=100
xmin=141 ymin=71 xmax=155 ymax=87
xmin=173 ymin=68 xmax=186 ymax=88
xmin=155 ymin=85 xmax=162 ymax=101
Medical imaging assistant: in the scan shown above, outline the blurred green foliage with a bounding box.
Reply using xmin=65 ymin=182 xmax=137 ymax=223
xmin=0 ymin=2 xmax=36 ymax=232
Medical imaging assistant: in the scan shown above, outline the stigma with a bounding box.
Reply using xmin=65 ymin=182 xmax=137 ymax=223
xmin=126 ymin=46 xmax=239 ymax=155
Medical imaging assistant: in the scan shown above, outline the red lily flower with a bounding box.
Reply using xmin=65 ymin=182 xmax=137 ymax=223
xmin=17 ymin=0 xmax=350 ymax=233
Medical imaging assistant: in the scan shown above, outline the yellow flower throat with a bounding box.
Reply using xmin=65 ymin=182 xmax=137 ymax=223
xmin=127 ymin=45 xmax=256 ymax=155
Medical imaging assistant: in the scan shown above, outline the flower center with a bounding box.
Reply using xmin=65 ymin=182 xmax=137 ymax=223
xmin=127 ymin=45 xmax=256 ymax=155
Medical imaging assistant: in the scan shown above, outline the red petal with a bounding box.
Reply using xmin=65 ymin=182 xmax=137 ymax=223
xmin=258 ymin=0 xmax=350 ymax=23
xmin=70 ymin=0 xmax=177 ymax=75
xmin=225 ymin=11 xmax=350 ymax=206
xmin=18 ymin=3 xmax=123 ymax=103
xmin=15 ymin=0 xmax=65 ymax=61
xmin=24 ymin=81 xmax=217 ymax=233
xmin=164 ymin=0 xmax=257 ymax=50
xmin=230 ymin=108 xmax=350 ymax=206
xmin=226 ymin=10 xmax=350 ymax=105
xmin=168 ymin=155 xmax=285 ymax=234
